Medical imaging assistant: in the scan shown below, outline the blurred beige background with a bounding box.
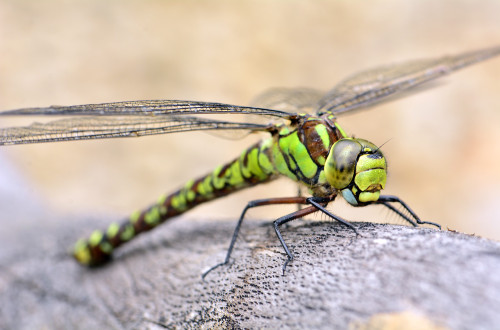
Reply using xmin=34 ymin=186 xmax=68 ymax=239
xmin=1 ymin=1 xmax=499 ymax=240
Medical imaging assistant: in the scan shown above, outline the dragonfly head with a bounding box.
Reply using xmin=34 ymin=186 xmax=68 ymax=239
xmin=324 ymin=138 xmax=387 ymax=206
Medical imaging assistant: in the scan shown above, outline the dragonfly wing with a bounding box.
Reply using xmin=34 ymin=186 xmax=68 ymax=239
xmin=0 ymin=100 xmax=293 ymax=118
xmin=317 ymin=45 xmax=500 ymax=115
xmin=0 ymin=115 xmax=270 ymax=145
xmin=251 ymin=87 xmax=324 ymax=113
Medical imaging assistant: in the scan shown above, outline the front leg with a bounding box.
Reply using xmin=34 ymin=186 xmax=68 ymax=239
xmin=375 ymin=195 xmax=441 ymax=229
xmin=273 ymin=196 xmax=359 ymax=275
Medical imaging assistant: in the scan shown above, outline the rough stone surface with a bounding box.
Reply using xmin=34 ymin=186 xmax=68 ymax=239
xmin=1 ymin=211 xmax=500 ymax=330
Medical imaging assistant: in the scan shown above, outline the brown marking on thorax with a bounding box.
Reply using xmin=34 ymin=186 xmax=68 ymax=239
xmin=298 ymin=116 xmax=344 ymax=166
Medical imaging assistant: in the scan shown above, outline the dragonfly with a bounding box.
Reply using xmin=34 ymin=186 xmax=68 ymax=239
xmin=1 ymin=46 xmax=499 ymax=277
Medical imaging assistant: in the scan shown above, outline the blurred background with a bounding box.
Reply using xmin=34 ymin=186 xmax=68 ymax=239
xmin=1 ymin=0 xmax=499 ymax=240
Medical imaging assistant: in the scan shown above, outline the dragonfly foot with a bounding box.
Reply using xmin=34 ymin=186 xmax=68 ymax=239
xmin=352 ymin=226 xmax=362 ymax=237
xmin=201 ymin=261 xmax=229 ymax=280
xmin=419 ymin=220 xmax=441 ymax=230
xmin=282 ymin=256 xmax=293 ymax=275
xmin=344 ymin=222 xmax=363 ymax=238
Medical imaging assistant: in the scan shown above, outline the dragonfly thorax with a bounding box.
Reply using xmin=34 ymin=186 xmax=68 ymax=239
xmin=324 ymin=138 xmax=387 ymax=206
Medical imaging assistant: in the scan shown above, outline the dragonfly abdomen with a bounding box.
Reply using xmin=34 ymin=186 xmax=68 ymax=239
xmin=72 ymin=139 xmax=277 ymax=266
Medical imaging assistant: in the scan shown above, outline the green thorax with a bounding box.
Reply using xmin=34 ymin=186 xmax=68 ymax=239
xmin=261 ymin=113 xmax=387 ymax=204
xmin=262 ymin=114 xmax=347 ymax=197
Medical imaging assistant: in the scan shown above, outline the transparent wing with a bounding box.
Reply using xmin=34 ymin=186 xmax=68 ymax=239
xmin=317 ymin=45 xmax=500 ymax=115
xmin=0 ymin=115 xmax=272 ymax=145
xmin=0 ymin=99 xmax=293 ymax=118
xmin=0 ymin=100 xmax=296 ymax=145
xmin=3 ymin=46 xmax=499 ymax=145
xmin=251 ymin=87 xmax=324 ymax=113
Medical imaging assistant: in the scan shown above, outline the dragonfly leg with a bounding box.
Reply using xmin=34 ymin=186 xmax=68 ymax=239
xmin=202 ymin=196 xmax=310 ymax=280
xmin=306 ymin=197 xmax=360 ymax=235
xmin=376 ymin=195 xmax=441 ymax=229
xmin=274 ymin=196 xmax=360 ymax=275
xmin=273 ymin=204 xmax=328 ymax=275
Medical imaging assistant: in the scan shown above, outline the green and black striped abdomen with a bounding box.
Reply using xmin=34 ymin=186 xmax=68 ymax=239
xmin=73 ymin=114 xmax=346 ymax=265
xmin=73 ymin=139 xmax=276 ymax=265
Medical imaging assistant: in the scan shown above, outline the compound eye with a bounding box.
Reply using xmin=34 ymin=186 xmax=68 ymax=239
xmin=324 ymin=139 xmax=361 ymax=190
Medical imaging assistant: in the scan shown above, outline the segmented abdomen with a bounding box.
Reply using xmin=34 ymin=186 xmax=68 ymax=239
xmin=73 ymin=139 xmax=276 ymax=265
xmin=72 ymin=115 xmax=346 ymax=266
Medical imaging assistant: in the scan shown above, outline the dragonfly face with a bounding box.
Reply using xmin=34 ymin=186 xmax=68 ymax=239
xmin=325 ymin=138 xmax=387 ymax=206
